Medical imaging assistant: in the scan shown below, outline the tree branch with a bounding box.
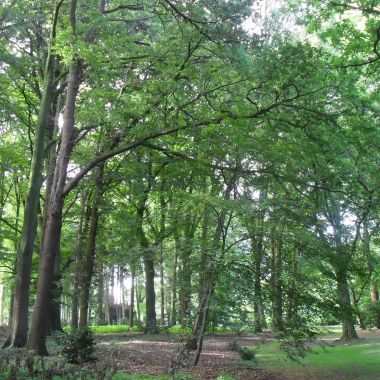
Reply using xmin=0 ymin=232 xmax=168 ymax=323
xmin=63 ymin=120 xmax=219 ymax=196
xmin=103 ymin=4 xmax=144 ymax=14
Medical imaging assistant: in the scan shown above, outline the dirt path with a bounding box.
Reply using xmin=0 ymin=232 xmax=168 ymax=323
xmin=95 ymin=333 xmax=280 ymax=379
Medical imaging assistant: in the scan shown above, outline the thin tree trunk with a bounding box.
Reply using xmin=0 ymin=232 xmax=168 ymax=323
xmin=79 ymin=163 xmax=104 ymax=328
xmin=189 ymin=185 xmax=231 ymax=355
xmin=136 ymin=279 xmax=141 ymax=323
xmin=363 ymin=221 xmax=380 ymax=328
xmin=286 ymin=252 xmax=299 ymax=326
xmin=160 ymin=247 xmax=165 ymax=326
xmin=271 ymin=232 xmax=284 ymax=332
xmin=144 ymin=253 xmax=156 ymax=332
xmin=351 ymin=287 xmax=366 ymax=329
xmin=170 ymin=253 xmax=178 ymax=327
xmin=370 ymin=285 xmax=380 ymax=328
xmin=104 ymin=273 xmax=110 ymax=325
xmin=71 ymin=192 xmax=87 ymax=329
xmin=252 ymin=235 xmax=265 ymax=332
xmin=129 ymin=270 xmax=135 ymax=328
xmin=97 ymin=262 xmax=105 ymax=325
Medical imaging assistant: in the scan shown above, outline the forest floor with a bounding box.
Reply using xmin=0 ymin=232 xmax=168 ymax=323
xmin=1 ymin=329 xmax=380 ymax=379
xmin=94 ymin=332 xmax=278 ymax=380
xmin=93 ymin=328 xmax=380 ymax=380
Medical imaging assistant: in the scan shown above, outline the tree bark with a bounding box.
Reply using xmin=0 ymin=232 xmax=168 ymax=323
xmin=189 ymin=184 xmax=231 ymax=356
xmin=286 ymin=252 xmax=299 ymax=326
xmin=71 ymin=192 xmax=87 ymax=329
xmin=136 ymin=277 xmax=141 ymax=323
xmin=136 ymin=193 xmax=156 ymax=332
xmin=4 ymin=11 xmax=60 ymax=346
xmin=363 ymin=220 xmax=380 ymax=328
xmin=97 ymin=262 xmax=105 ymax=325
xmin=253 ymin=235 xmax=265 ymax=333
xmin=170 ymin=252 xmax=178 ymax=326
xmin=27 ymin=59 xmax=81 ymax=355
xmin=79 ymin=163 xmax=104 ymax=328
xmin=144 ymin=253 xmax=156 ymax=332
xmin=271 ymin=231 xmax=284 ymax=332
xmin=335 ymin=266 xmax=358 ymax=341
xmin=129 ymin=269 xmax=135 ymax=328
xmin=47 ymin=252 xmax=63 ymax=333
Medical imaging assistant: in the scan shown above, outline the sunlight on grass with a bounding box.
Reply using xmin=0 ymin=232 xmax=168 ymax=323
xmin=254 ymin=332 xmax=380 ymax=380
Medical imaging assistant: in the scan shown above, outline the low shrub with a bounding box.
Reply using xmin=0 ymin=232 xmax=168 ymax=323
xmin=168 ymin=325 xmax=192 ymax=335
xmin=89 ymin=324 xmax=143 ymax=334
xmin=130 ymin=325 xmax=143 ymax=333
xmin=238 ymin=346 xmax=257 ymax=361
xmin=226 ymin=340 xmax=258 ymax=362
xmin=54 ymin=326 xmax=97 ymax=364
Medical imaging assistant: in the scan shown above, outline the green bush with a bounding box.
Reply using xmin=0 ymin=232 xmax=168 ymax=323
xmin=130 ymin=325 xmax=143 ymax=333
xmin=168 ymin=325 xmax=192 ymax=335
xmin=226 ymin=340 xmax=257 ymax=362
xmin=238 ymin=346 xmax=257 ymax=361
xmin=54 ymin=326 xmax=96 ymax=364
xmin=92 ymin=325 xmax=129 ymax=334
xmin=89 ymin=324 xmax=143 ymax=334
xmin=277 ymin=325 xmax=320 ymax=361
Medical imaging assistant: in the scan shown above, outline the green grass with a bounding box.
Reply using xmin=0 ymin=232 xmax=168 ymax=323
xmin=63 ymin=325 xmax=143 ymax=334
xmin=254 ymin=336 xmax=380 ymax=380
xmin=167 ymin=325 xmax=192 ymax=335
xmin=91 ymin=325 xmax=142 ymax=334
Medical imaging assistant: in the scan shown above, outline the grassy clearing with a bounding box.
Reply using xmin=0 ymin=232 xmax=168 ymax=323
xmin=254 ymin=332 xmax=380 ymax=380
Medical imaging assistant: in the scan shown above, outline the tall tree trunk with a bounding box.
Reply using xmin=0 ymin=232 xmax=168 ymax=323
xmin=335 ymin=266 xmax=358 ymax=341
xmin=144 ymin=253 xmax=156 ymax=332
xmin=286 ymin=252 xmax=299 ymax=326
xmin=45 ymin=95 xmax=63 ymax=334
xmin=159 ymin=246 xmax=165 ymax=326
xmin=109 ymin=266 xmax=115 ymax=323
xmin=193 ymin=283 xmax=213 ymax=366
xmin=189 ymin=186 xmax=231 ymax=357
xmin=27 ymin=58 xmax=81 ymax=355
xmin=253 ymin=241 xmax=265 ymax=333
xmin=4 ymin=5 xmax=62 ymax=346
xmin=271 ymin=232 xmax=284 ymax=332
xmin=97 ymin=262 xmax=105 ymax=325
xmin=79 ymin=163 xmax=104 ymax=328
xmin=179 ymin=245 xmax=192 ymax=328
xmin=129 ymin=270 xmax=135 ymax=328
xmin=170 ymin=253 xmax=178 ymax=327
xmin=136 ymin=198 xmax=156 ymax=332
xmin=104 ymin=274 xmax=110 ymax=325
xmin=370 ymin=285 xmax=380 ymax=328
xmin=48 ymin=252 xmax=63 ymax=333
xmin=351 ymin=287 xmax=366 ymax=329
xmin=363 ymin=220 xmax=380 ymax=328
xmin=71 ymin=192 xmax=87 ymax=329
xmin=159 ymin=186 xmax=166 ymax=326
xmin=136 ymin=278 xmax=141 ymax=323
